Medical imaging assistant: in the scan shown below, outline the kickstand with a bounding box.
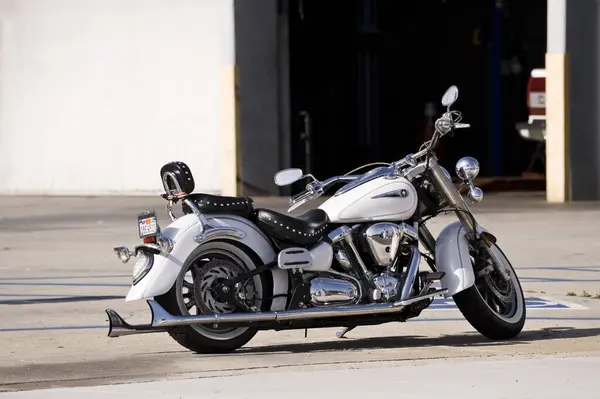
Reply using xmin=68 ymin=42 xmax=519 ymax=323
xmin=336 ymin=326 xmax=355 ymax=339
xmin=304 ymin=328 xmax=308 ymax=338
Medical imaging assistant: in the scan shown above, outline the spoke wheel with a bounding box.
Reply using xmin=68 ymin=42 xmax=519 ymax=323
xmin=469 ymin=244 xmax=520 ymax=322
xmin=178 ymin=248 xmax=261 ymax=339
xmin=453 ymin=239 xmax=526 ymax=340
xmin=154 ymin=241 xmax=271 ymax=353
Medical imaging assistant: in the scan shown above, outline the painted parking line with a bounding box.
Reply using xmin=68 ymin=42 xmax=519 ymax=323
xmin=0 ymin=276 xmax=600 ymax=287
xmin=525 ymin=266 xmax=600 ymax=273
xmin=0 ymin=267 xmax=599 ymax=287
xmin=3 ymin=315 xmax=600 ymax=333
xmin=7 ymin=278 xmax=600 ymax=287
xmin=426 ymin=296 xmax=587 ymax=311
xmin=0 ymin=293 xmax=74 ymax=297
xmin=0 ymin=293 xmax=588 ymax=309
xmin=0 ymin=282 xmax=130 ymax=287
xmin=0 ymin=274 xmax=130 ymax=281
xmin=520 ymin=276 xmax=600 ymax=283
xmin=0 ymin=295 xmax=123 ymax=305
xmin=0 ymin=325 xmax=107 ymax=332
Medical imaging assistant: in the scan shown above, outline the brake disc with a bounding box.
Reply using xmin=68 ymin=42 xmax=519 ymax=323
xmin=484 ymin=271 xmax=514 ymax=304
xmin=193 ymin=259 xmax=250 ymax=314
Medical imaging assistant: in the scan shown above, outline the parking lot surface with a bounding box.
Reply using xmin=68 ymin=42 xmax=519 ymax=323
xmin=1 ymin=193 xmax=599 ymax=395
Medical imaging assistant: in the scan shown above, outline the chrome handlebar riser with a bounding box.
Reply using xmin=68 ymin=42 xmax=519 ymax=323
xmin=435 ymin=118 xmax=453 ymax=134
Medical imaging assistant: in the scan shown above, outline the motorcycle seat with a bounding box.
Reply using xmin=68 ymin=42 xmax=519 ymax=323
xmin=254 ymin=208 xmax=329 ymax=246
xmin=183 ymin=194 xmax=254 ymax=218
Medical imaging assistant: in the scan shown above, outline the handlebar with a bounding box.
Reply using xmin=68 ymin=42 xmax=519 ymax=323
xmin=388 ymin=113 xmax=470 ymax=175
xmin=286 ymin=175 xmax=359 ymax=212
xmin=286 ymin=109 xmax=470 ymax=213
xmin=291 ymin=190 xmax=313 ymax=205
xmin=413 ymin=116 xmax=470 ymax=158
xmin=287 ymin=190 xmax=314 ymax=212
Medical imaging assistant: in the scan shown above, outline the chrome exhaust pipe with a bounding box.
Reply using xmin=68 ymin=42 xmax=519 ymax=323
xmin=399 ymin=247 xmax=422 ymax=301
xmin=106 ymin=308 xmax=166 ymax=337
xmin=148 ymin=300 xmax=407 ymax=328
xmin=106 ymin=288 xmax=448 ymax=337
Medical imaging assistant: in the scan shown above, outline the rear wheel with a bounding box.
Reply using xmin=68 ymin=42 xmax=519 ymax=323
xmin=155 ymin=241 xmax=271 ymax=353
xmin=452 ymin=241 xmax=526 ymax=340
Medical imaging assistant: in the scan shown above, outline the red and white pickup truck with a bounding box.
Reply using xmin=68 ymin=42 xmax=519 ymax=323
xmin=515 ymin=68 xmax=546 ymax=173
xmin=517 ymin=68 xmax=546 ymax=142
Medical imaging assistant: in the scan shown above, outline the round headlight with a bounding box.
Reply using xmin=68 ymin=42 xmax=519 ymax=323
xmin=455 ymin=157 xmax=480 ymax=181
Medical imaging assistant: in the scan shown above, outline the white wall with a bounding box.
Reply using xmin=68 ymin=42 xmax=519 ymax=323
xmin=0 ymin=0 xmax=235 ymax=195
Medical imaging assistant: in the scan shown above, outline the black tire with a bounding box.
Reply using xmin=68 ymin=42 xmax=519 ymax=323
xmin=452 ymin=242 xmax=526 ymax=340
xmin=154 ymin=240 xmax=272 ymax=354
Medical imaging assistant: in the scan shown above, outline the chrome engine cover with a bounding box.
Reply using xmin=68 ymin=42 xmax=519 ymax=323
xmin=371 ymin=272 xmax=401 ymax=302
xmin=309 ymin=276 xmax=359 ymax=307
xmin=362 ymin=222 xmax=403 ymax=266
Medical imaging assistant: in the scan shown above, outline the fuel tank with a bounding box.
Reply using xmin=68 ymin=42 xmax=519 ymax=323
xmin=319 ymin=167 xmax=418 ymax=223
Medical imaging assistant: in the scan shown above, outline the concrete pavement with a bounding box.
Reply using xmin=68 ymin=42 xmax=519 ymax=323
xmin=1 ymin=356 xmax=599 ymax=398
xmin=1 ymin=193 xmax=600 ymax=394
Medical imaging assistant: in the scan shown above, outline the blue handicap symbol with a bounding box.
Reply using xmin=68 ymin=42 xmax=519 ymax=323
xmin=428 ymin=296 xmax=570 ymax=310
xmin=524 ymin=297 xmax=569 ymax=309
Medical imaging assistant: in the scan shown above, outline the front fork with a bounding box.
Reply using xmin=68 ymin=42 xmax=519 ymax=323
xmin=423 ymin=161 xmax=511 ymax=281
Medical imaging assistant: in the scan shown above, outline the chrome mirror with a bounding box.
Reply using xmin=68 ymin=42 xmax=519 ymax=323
xmin=274 ymin=168 xmax=304 ymax=186
xmin=441 ymin=85 xmax=459 ymax=107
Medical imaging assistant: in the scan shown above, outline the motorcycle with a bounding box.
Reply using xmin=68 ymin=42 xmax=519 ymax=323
xmin=107 ymin=85 xmax=526 ymax=353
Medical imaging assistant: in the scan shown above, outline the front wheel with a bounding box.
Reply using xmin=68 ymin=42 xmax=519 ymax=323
xmin=452 ymin=242 xmax=526 ymax=340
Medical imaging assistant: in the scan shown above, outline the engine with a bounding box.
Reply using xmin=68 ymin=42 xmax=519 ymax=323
xmin=327 ymin=221 xmax=419 ymax=303
xmin=277 ymin=242 xmax=362 ymax=307
xmin=361 ymin=223 xmax=408 ymax=266
xmin=307 ymin=274 xmax=360 ymax=307
xmin=278 ymin=222 xmax=419 ymax=308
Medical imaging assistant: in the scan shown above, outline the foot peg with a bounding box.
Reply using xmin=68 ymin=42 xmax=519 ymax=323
xmin=336 ymin=326 xmax=355 ymax=339
xmin=422 ymin=271 xmax=446 ymax=281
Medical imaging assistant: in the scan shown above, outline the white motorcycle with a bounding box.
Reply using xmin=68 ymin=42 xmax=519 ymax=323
xmin=107 ymin=86 xmax=525 ymax=353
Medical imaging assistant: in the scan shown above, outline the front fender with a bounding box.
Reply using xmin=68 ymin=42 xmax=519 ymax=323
xmin=434 ymin=221 xmax=475 ymax=297
xmin=124 ymin=213 xmax=289 ymax=311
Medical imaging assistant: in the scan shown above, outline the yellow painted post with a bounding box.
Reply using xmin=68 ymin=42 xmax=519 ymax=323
xmin=545 ymin=53 xmax=569 ymax=202
xmin=545 ymin=0 xmax=569 ymax=203
xmin=221 ymin=65 xmax=239 ymax=197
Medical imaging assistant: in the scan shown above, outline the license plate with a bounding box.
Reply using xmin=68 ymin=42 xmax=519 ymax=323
xmin=138 ymin=211 xmax=158 ymax=238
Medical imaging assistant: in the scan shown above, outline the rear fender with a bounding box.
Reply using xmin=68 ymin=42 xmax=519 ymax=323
xmin=124 ymin=213 xmax=288 ymax=311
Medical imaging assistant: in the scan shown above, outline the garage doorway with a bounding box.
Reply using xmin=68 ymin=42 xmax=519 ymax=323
xmin=286 ymin=0 xmax=547 ymax=182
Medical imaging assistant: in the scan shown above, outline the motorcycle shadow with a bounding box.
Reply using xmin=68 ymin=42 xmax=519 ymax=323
xmin=232 ymin=326 xmax=600 ymax=355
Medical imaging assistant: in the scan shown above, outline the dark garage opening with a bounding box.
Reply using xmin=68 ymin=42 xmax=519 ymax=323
xmin=287 ymin=0 xmax=547 ymax=186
